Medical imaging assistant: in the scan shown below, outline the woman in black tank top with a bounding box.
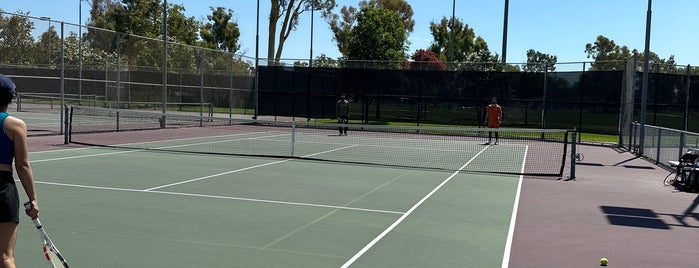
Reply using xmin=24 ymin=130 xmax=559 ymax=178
xmin=0 ymin=73 xmax=40 ymax=267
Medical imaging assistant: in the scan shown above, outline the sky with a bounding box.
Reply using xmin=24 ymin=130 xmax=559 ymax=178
xmin=3 ymin=0 xmax=699 ymax=68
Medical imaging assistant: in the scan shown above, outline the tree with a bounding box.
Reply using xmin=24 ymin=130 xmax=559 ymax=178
xmin=410 ymin=49 xmax=445 ymax=71
xmin=428 ymin=17 xmax=474 ymax=62
xmin=293 ymin=60 xmax=308 ymax=67
xmin=86 ymin=0 xmax=200 ymax=67
xmin=360 ymin=0 xmax=414 ymax=33
xmin=268 ymin=0 xmax=336 ymax=65
xmin=61 ymin=32 xmax=115 ymax=69
xmin=84 ymin=0 xmax=121 ymax=53
xmin=325 ymin=5 xmax=356 ymax=56
xmin=312 ymin=53 xmax=338 ymax=68
xmin=584 ymin=35 xmax=632 ymax=71
xmin=344 ymin=6 xmax=407 ymax=65
xmin=200 ymin=7 xmax=240 ymax=53
xmin=524 ymin=49 xmax=557 ymax=72
xmin=585 ymin=35 xmax=677 ymax=72
xmin=35 ymin=26 xmax=61 ymax=65
xmin=324 ymin=0 xmax=413 ymax=57
xmin=634 ymin=50 xmax=677 ymax=73
xmin=427 ymin=16 xmax=502 ymax=71
xmin=0 ymin=12 xmax=35 ymax=65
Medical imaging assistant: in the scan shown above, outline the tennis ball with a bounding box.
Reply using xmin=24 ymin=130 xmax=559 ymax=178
xmin=600 ymin=257 xmax=608 ymax=266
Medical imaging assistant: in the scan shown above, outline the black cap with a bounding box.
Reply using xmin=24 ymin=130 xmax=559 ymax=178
xmin=0 ymin=74 xmax=16 ymax=99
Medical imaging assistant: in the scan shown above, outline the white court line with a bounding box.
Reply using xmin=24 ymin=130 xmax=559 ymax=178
xmin=340 ymin=145 xmax=491 ymax=268
xmin=144 ymin=144 xmax=358 ymax=191
xmin=262 ymin=170 xmax=416 ymax=249
xmin=144 ymin=160 xmax=293 ymax=191
xmin=30 ymin=180 xmax=404 ymax=215
xmin=30 ymin=149 xmax=141 ymax=162
xmin=501 ymin=145 xmax=528 ymax=268
xmin=150 ymin=133 xmax=290 ymax=150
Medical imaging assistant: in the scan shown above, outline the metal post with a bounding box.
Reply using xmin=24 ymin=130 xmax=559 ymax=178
xmin=639 ymin=0 xmax=653 ymax=155
xmin=685 ymin=64 xmax=691 ymax=131
xmin=618 ymin=58 xmax=629 ymax=146
xmin=291 ymin=122 xmax=296 ymax=156
xmin=501 ymin=0 xmax=509 ymax=63
xmin=307 ymin=1 xmax=315 ymax=121
xmin=230 ymin=57 xmax=234 ymax=119
xmin=60 ymin=22 xmax=65 ymax=137
xmin=578 ymin=62 xmax=585 ymax=143
xmin=570 ymin=130 xmax=577 ymax=180
xmin=628 ymin=55 xmax=638 ymax=149
xmin=655 ymin=127 xmax=661 ymax=164
xmin=63 ymin=105 xmax=69 ymax=144
xmin=253 ymin=0 xmax=260 ymax=120
xmin=309 ymin=0 xmax=314 ymax=67
xmin=680 ymin=131 xmax=686 ymax=161
xmin=161 ymin=0 xmax=168 ymax=128
xmin=542 ymin=61 xmax=548 ymax=129
xmin=79 ymin=1 xmax=83 ymax=104
xmin=199 ymin=51 xmax=204 ymax=125
xmin=449 ymin=0 xmax=455 ymax=65
xmin=116 ymin=32 xmax=121 ymax=110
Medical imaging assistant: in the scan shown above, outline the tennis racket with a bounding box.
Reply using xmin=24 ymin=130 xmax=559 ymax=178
xmin=23 ymin=202 xmax=69 ymax=268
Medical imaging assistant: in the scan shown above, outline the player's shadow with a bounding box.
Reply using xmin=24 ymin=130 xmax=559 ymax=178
xmin=600 ymin=195 xmax=699 ymax=230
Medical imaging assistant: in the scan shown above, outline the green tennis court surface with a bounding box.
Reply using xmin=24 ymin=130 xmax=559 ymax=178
xmin=14 ymin=142 xmax=524 ymax=267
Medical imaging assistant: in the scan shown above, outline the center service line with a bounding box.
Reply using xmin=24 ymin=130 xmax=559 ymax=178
xmin=340 ymin=145 xmax=491 ymax=267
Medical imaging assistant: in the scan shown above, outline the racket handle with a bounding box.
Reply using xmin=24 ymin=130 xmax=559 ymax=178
xmin=23 ymin=202 xmax=42 ymax=228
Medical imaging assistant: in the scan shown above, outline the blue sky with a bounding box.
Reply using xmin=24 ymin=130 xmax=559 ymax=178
xmin=4 ymin=0 xmax=699 ymax=67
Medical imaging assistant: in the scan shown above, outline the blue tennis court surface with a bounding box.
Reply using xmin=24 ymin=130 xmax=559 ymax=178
xmin=15 ymin=141 xmax=524 ymax=267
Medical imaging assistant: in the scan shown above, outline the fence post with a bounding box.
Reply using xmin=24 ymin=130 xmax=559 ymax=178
xmin=60 ymin=22 xmax=65 ymax=134
xmin=578 ymin=62 xmax=585 ymax=143
xmin=656 ymin=127 xmax=662 ymax=164
xmin=115 ymin=32 xmax=121 ymax=109
xmin=631 ymin=121 xmax=638 ymax=153
xmin=570 ymin=130 xmax=577 ymax=180
xmin=685 ymin=64 xmax=691 ymax=131
xmin=291 ymin=121 xmax=296 ymax=156
xmin=542 ymin=62 xmax=548 ymax=130
xmin=680 ymin=131 xmax=686 ymax=161
xmin=199 ymin=50 xmax=205 ymax=126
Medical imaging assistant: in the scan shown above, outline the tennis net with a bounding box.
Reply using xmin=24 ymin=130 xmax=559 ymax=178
xmin=68 ymin=106 xmax=572 ymax=176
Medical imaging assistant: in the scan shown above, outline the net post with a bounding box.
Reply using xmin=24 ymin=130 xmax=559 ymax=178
xmin=631 ymin=121 xmax=637 ymax=153
xmin=16 ymin=94 xmax=21 ymax=112
xmin=63 ymin=105 xmax=70 ymax=144
xmin=569 ymin=130 xmax=577 ymax=180
xmin=291 ymin=121 xmax=296 ymax=156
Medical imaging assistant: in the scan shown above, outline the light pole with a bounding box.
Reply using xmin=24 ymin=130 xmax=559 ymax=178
xmin=502 ymin=0 xmax=509 ymax=63
xmin=449 ymin=0 xmax=455 ymax=65
xmin=639 ymin=0 xmax=652 ymax=155
xmin=309 ymin=0 xmax=314 ymax=67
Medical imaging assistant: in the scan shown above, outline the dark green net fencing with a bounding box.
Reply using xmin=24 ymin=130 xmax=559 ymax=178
xmin=257 ymin=66 xmax=620 ymax=134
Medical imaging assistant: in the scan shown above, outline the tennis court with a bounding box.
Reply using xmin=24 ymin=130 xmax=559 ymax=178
xmin=12 ymin=107 xmax=573 ymax=267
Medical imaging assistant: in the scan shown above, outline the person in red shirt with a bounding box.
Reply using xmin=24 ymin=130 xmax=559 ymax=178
xmin=484 ymin=97 xmax=502 ymax=145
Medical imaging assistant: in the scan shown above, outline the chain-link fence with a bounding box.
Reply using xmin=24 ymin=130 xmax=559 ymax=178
xmin=0 ymin=13 xmax=255 ymax=136
xmin=2 ymin=12 xmax=699 ymax=143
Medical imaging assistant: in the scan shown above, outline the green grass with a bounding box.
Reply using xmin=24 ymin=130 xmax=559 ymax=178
xmin=579 ymin=133 xmax=618 ymax=144
xmin=307 ymin=118 xmax=617 ymax=144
